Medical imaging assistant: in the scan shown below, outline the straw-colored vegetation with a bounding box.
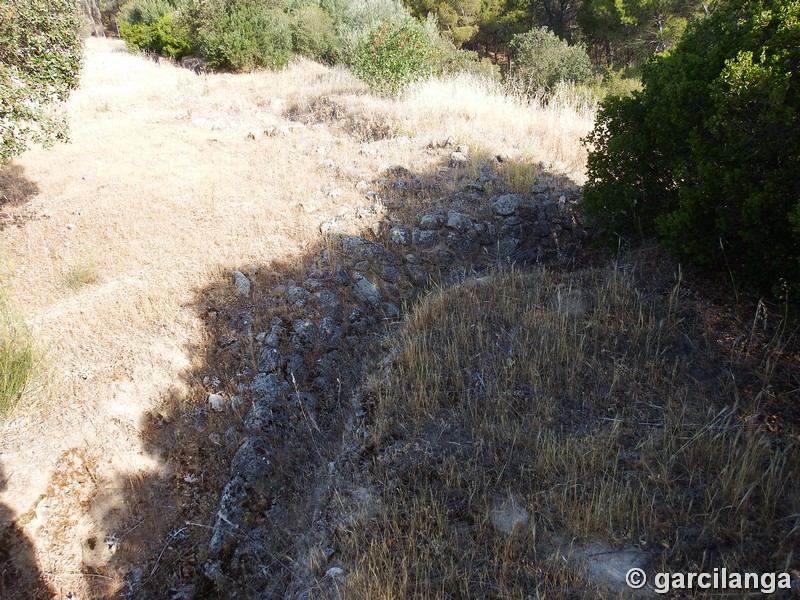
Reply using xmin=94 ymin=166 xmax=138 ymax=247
xmin=338 ymin=260 xmax=799 ymax=597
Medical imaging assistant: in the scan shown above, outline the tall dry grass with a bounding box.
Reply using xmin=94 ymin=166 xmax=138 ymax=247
xmin=336 ymin=260 xmax=800 ymax=598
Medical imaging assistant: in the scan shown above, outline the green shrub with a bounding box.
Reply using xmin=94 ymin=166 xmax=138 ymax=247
xmin=290 ymin=3 xmax=340 ymax=63
xmin=119 ymin=12 xmax=193 ymax=58
xmin=581 ymin=0 xmax=800 ymax=298
xmin=121 ymin=0 xmax=173 ymax=24
xmin=351 ymin=19 xmax=435 ymax=95
xmin=119 ymin=0 xmax=193 ymax=58
xmin=507 ymin=27 xmax=593 ymax=96
xmin=422 ymin=14 xmax=498 ymax=79
xmin=323 ymin=0 xmax=411 ymax=61
xmin=199 ymin=3 xmax=292 ymax=71
xmin=0 ymin=0 xmax=83 ymax=163
xmin=0 ymin=296 xmax=39 ymax=419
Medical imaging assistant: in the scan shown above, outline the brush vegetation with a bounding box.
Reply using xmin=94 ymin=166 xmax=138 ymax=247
xmin=582 ymin=0 xmax=800 ymax=300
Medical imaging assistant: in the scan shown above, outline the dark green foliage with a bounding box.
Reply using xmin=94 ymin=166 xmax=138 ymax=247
xmin=405 ymin=0 xmax=481 ymax=46
xmin=0 ymin=0 xmax=83 ymax=163
xmin=199 ymin=2 xmax=292 ymax=71
xmin=351 ymin=19 xmax=434 ymax=95
xmin=508 ymin=27 xmax=593 ymax=95
xmin=121 ymin=0 xmax=173 ymax=24
xmin=579 ymin=0 xmax=704 ymax=65
xmin=582 ymin=0 xmax=800 ymax=297
xmin=290 ymin=3 xmax=340 ymax=63
xmin=119 ymin=9 xmax=193 ymax=58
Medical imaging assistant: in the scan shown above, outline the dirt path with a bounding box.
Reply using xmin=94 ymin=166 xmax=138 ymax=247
xmin=0 ymin=38 xmax=414 ymax=598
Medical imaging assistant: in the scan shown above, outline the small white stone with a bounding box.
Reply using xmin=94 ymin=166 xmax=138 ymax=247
xmin=325 ymin=566 xmax=345 ymax=578
xmin=233 ymin=270 xmax=251 ymax=297
xmin=208 ymin=393 xmax=226 ymax=412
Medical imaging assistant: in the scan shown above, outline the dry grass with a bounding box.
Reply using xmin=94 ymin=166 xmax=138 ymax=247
xmin=336 ymin=260 xmax=800 ymax=597
xmin=0 ymin=293 xmax=43 ymax=418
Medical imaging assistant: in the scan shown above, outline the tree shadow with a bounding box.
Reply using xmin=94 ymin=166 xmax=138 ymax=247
xmin=0 ymin=163 xmax=40 ymax=231
xmin=0 ymin=164 xmax=39 ymax=208
xmin=0 ymin=461 xmax=54 ymax=599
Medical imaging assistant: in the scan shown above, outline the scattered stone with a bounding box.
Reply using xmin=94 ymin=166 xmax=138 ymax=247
xmin=207 ymin=393 xmax=226 ymax=412
xmin=342 ymin=237 xmax=380 ymax=260
xmin=572 ymin=541 xmax=652 ymax=598
xmin=388 ymin=227 xmax=411 ymax=246
xmin=285 ymin=354 xmax=307 ymax=386
xmin=492 ymin=194 xmax=522 ymax=216
xmin=490 ymin=495 xmax=529 ymax=536
xmin=230 ymin=436 xmax=273 ymax=488
xmin=264 ymin=324 xmax=285 ymax=347
xmin=325 ymin=567 xmax=345 ymax=578
xmin=316 ymin=287 xmax=343 ymax=319
xmin=258 ymin=347 xmax=282 ymax=373
xmin=380 ymin=266 xmax=402 ymax=283
xmin=292 ymin=319 xmax=317 ymax=352
xmin=405 ymin=264 xmax=429 ymax=286
xmin=497 ymin=237 xmax=521 ymax=258
xmin=320 ymin=217 xmax=348 ymax=235
xmin=419 ymin=213 xmax=446 ymax=230
xmin=250 ymin=373 xmax=280 ymax=398
xmin=303 ymin=278 xmax=324 ymax=292
xmin=332 ymin=265 xmax=350 ymax=285
xmin=551 ymin=288 xmax=588 ymax=316
xmin=208 ymin=476 xmax=249 ymax=555
xmin=446 ymin=210 xmax=472 ymax=234
xmin=450 ymin=151 xmax=468 ymax=165
xmin=233 ymin=270 xmax=251 ymax=297
xmin=474 ymin=222 xmax=497 ymax=245
xmin=319 ymin=316 xmax=343 ymax=349
xmin=270 ymin=284 xmax=288 ymax=298
xmin=290 ymin=391 xmax=318 ymax=412
xmin=286 ymin=286 xmax=310 ymax=304
xmin=412 ymin=229 xmax=438 ymax=248
xmin=352 ymin=273 xmax=381 ymax=307
xmin=380 ymin=302 xmax=400 ymax=319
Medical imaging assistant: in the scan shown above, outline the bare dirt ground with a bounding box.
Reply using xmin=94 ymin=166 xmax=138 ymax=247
xmin=0 ymin=38 xmax=421 ymax=598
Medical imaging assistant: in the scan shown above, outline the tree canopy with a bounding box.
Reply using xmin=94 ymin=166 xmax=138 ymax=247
xmin=0 ymin=0 xmax=84 ymax=163
xmin=581 ymin=0 xmax=800 ymax=297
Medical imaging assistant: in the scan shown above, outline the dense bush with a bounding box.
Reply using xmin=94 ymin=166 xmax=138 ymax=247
xmin=323 ymin=0 xmax=411 ymax=62
xmin=507 ymin=27 xmax=593 ymax=96
xmin=290 ymin=3 xmax=340 ymax=63
xmin=422 ymin=14 xmax=498 ymax=79
xmin=351 ymin=19 xmax=434 ymax=95
xmin=199 ymin=2 xmax=292 ymax=71
xmin=119 ymin=11 xmax=193 ymax=58
xmin=118 ymin=0 xmax=194 ymax=58
xmin=0 ymin=0 xmax=83 ymax=163
xmin=581 ymin=0 xmax=800 ymax=297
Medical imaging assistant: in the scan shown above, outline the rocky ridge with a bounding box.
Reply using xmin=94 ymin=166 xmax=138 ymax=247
xmin=156 ymin=162 xmax=593 ymax=598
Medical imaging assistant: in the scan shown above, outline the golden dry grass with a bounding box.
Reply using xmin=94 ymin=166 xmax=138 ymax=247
xmin=336 ymin=261 xmax=800 ymax=598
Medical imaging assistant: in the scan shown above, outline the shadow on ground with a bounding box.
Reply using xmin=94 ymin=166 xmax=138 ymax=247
xmin=0 ymin=461 xmax=53 ymax=600
xmin=0 ymin=163 xmax=40 ymax=231
xmin=72 ymin=152 xmax=589 ymax=597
